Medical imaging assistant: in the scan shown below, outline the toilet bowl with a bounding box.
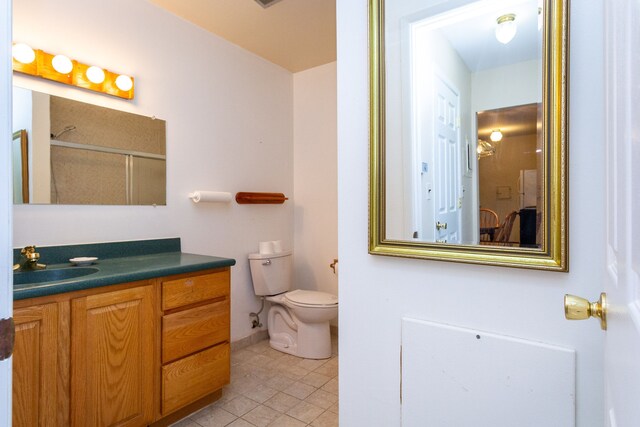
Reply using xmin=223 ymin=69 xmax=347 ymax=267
xmin=248 ymin=251 xmax=338 ymax=359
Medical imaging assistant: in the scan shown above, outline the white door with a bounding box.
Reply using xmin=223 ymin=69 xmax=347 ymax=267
xmin=603 ymin=0 xmax=640 ymax=424
xmin=431 ymin=76 xmax=461 ymax=243
xmin=0 ymin=0 xmax=14 ymax=424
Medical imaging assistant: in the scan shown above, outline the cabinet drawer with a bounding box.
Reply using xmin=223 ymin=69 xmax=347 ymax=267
xmin=162 ymin=270 xmax=229 ymax=310
xmin=162 ymin=300 xmax=230 ymax=363
xmin=162 ymin=343 xmax=230 ymax=415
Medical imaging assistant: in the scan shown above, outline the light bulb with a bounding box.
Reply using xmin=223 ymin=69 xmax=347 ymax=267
xmin=86 ymin=66 xmax=105 ymax=84
xmin=495 ymin=14 xmax=517 ymax=44
xmin=12 ymin=43 xmax=36 ymax=64
xmin=115 ymin=74 xmax=133 ymax=91
xmin=52 ymin=54 xmax=73 ymax=74
xmin=490 ymin=130 xmax=503 ymax=142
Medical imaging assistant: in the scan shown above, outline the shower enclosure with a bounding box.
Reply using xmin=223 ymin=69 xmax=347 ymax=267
xmin=12 ymin=87 xmax=167 ymax=205
xmin=50 ymin=139 xmax=166 ymax=205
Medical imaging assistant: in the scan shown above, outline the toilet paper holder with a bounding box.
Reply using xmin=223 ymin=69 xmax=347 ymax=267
xmin=236 ymin=192 xmax=288 ymax=204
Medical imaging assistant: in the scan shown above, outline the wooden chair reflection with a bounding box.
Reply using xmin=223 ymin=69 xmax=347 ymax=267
xmin=494 ymin=211 xmax=519 ymax=246
xmin=479 ymin=208 xmax=499 ymax=242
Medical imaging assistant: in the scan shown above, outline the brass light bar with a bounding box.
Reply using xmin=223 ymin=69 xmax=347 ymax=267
xmin=12 ymin=43 xmax=135 ymax=100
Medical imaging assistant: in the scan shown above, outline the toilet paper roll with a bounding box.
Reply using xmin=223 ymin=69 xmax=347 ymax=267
xmin=259 ymin=241 xmax=274 ymax=254
xmin=189 ymin=191 xmax=232 ymax=203
xmin=272 ymin=240 xmax=283 ymax=253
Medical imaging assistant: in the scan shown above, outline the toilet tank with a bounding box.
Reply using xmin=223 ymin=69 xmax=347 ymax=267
xmin=248 ymin=250 xmax=293 ymax=296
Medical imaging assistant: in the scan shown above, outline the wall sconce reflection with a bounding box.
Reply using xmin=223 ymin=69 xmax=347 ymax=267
xmin=12 ymin=43 xmax=135 ymax=100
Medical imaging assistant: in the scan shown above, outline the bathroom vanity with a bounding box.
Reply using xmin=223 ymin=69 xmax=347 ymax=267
xmin=11 ymin=238 xmax=235 ymax=427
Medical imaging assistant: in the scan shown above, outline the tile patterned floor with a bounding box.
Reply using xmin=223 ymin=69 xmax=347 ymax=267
xmin=171 ymin=337 xmax=339 ymax=427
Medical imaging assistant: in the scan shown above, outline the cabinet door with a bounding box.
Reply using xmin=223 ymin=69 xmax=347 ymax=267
xmin=71 ymin=285 xmax=155 ymax=427
xmin=12 ymin=303 xmax=59 ymax=427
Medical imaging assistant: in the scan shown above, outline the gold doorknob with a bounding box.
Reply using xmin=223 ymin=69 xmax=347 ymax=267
xmin=564 ymin=292 xmax=607 ymax=330
xmin=436 ymin=221 xmax=448 ymax=231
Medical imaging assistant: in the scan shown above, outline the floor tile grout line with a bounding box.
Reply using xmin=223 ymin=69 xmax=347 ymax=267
xmin=172 ymin=337 xmax=338 ymax=427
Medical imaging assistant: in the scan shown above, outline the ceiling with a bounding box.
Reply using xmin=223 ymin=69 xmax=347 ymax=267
xmin=437 ymin=0 xmax=540 ymax=72
xmin=148 ymin=0 xmax=336 ymax=73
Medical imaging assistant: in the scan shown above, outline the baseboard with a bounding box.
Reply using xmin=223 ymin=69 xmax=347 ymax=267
xmin=231 ymin=329 xmax=269 ymax=351
xmin=232 ymin=326 xmax=337 ymax=351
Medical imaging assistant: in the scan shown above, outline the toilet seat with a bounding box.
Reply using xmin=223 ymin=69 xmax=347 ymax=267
xmin=284 ymin=289 xmax=338 ymax=308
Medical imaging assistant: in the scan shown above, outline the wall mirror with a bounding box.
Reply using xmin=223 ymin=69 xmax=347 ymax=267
xmin=369 ymin=0 xmax=568 ymax=270
xmin=12 ymin=86 xmax=166 ymax=206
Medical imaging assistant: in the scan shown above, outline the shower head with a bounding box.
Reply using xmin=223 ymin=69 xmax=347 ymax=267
xmin=51 ymin=125 xmax=77 ymax=139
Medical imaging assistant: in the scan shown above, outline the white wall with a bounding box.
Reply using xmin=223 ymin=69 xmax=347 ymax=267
xmin=292 ymin=63 xmax=338 ymax=306
xmin=338 ymin=2 xmax=605 ymax=427
xmin=12 ymin=0 xmax=294 ymax=342
xmin=471 ymin=59 xmax=542 ymax=113
xmin=30 ymin=91 xmax=50 ymax=203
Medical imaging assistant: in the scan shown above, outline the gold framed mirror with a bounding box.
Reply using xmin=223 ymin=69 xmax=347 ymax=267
xmin=369 ymin=0 xmax=568 ymax=271
xmin=12 ymin=129 xmax=29 ymax=204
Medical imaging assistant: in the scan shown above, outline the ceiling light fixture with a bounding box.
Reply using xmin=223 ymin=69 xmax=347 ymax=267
xmin=490 ymin=129 xmax=503 ymax=142
xmin=477 ymin=139 xmax=496 ymax=159
xmin=11 ymin=43 xmax=134 ymax=100
xmin=495 ymin=13 xmax=517 ymax=44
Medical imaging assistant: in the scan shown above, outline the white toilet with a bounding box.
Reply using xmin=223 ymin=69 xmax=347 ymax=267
xmin=248 ymin=250 xmax=338 ymax=359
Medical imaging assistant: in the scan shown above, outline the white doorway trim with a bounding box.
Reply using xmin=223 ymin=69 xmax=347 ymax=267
xmin=0 ymin=0 xmax=14 ymax=423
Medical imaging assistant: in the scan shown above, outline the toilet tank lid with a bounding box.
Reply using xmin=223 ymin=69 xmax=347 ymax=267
xmin=248 ymin=250 xmax=292 ymax=260
xmin=285 ymin=289 xmax=338 ymax=306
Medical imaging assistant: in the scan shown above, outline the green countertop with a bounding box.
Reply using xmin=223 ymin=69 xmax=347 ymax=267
xmin=13 ymin=239 xmax=236 ymax=300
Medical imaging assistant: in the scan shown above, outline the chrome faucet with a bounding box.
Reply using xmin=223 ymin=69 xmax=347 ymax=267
xmin=13 ymin=245 xmax=47 ymax=271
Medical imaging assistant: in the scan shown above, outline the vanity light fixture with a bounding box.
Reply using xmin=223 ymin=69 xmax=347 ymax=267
xmin=52 ymin=54 xmax=73 ymax=74
xmin=86 ymin=65 xmax=106 ymax=84
xmin=11 ymin=43 xmax=135 ymax=100
xmin=12 ymin=43 xmax=36 ymax=64
xmin=115 ymin=74 xmax=133 ymax=92
xmin=490 ymin=129 xmax=503 ymax=142
xmin=495 ymin=13 xmax=517 ymax=44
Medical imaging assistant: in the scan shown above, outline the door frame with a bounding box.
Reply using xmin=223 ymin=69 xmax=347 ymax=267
xmin=0 ymin=0 xmax=14 ymax=423
xmin=603 ymin=0 xmax=640 ymax=424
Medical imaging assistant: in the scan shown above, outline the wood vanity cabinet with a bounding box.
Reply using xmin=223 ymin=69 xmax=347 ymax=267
xmin=12 ymin=303 xmax=60 ymax=427
xmin=160 ymin=270 xmax=231 ymax=417
xmin=70 ymin=284 xmax=156 ymax=427
xmin=12 ymin=267 xmax=231 ymax=427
